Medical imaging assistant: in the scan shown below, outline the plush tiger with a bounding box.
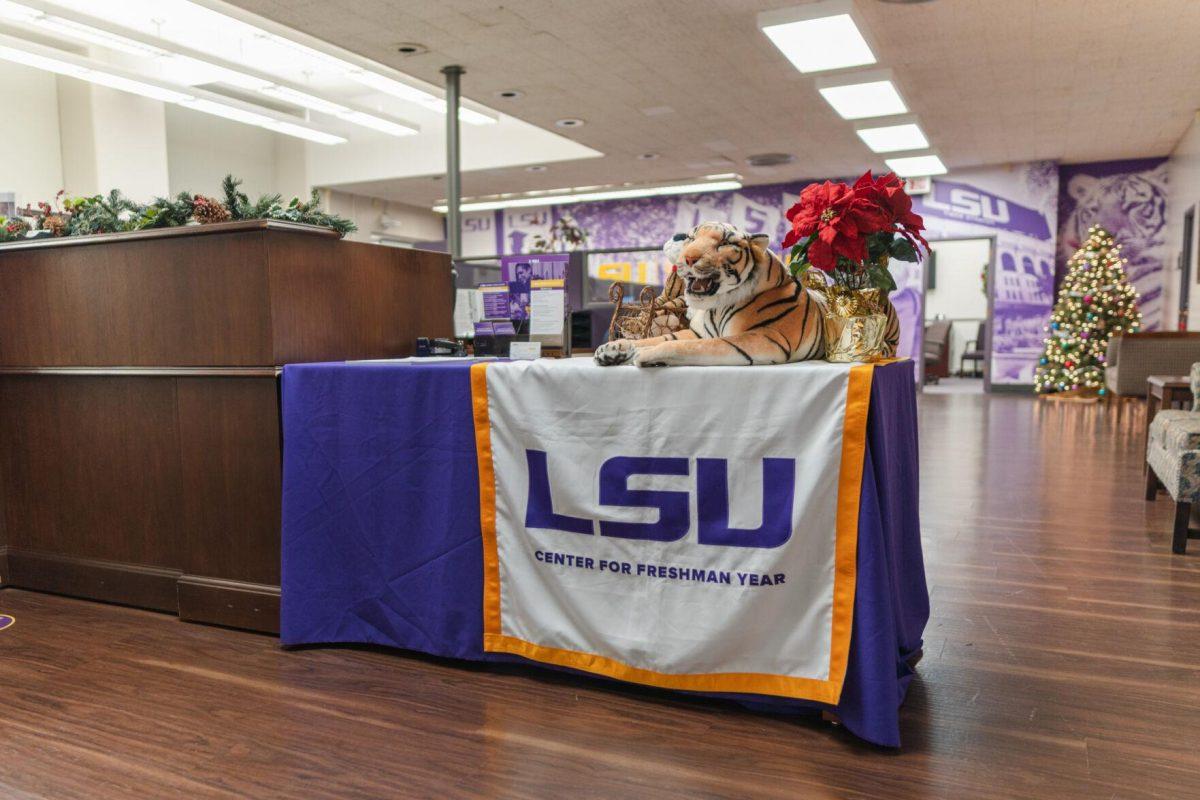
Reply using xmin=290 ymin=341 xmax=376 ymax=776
xmin=594 ymin=222 xmax=827 ymax=367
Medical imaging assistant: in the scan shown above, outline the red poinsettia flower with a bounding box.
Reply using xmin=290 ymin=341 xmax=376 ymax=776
xmin=852 ymin=170 xmax=928 ymax=252
xmin=783 ymin=180 xmax=886 ymax=270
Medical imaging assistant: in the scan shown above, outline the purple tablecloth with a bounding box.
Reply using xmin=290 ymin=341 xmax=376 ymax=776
xmin=280 ymin=358 xmax=928 ymax=747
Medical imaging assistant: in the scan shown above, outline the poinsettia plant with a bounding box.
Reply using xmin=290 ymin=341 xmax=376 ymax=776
xmin=783 ymin=171 xmax=927 ymax=292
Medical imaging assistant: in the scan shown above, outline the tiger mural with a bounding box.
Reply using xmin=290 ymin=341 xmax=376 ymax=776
xmin=594 ymin=222 xmax=829 ymax=367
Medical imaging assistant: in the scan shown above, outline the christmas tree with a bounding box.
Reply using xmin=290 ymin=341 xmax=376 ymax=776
xmin=1035 ymin=225 xmax=1141 ymax=396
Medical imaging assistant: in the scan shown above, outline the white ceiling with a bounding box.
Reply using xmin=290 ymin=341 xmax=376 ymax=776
xmin=223 ymin=0 xmax=1200 ymax=206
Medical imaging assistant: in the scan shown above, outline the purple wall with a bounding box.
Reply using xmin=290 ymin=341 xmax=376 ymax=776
xmin=1057 ymin=158 xmax=1168 ymax=330
xmin=450 ymin=157 xmax=1167 ymax=384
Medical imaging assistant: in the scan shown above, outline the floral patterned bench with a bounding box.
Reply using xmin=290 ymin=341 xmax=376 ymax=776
xmin=1145 ymin=362 xmax=1200 ymax=553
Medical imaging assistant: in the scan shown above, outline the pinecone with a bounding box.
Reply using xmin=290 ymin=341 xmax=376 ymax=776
xmin=45 ymin=215 xmax=66 ymax=237
xmin=192 ymin=195 xmax=231 ymax=225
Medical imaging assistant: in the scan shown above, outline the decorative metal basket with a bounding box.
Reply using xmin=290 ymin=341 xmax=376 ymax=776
xmin=607 ymin=283 xmax=689 ymax=341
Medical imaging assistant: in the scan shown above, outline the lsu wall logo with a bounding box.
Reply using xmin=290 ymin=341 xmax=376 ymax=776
xmin=524 ymin=449 xmax=795 ymax=548
xmin=917 ymin=179 xmax=1052 ymax=240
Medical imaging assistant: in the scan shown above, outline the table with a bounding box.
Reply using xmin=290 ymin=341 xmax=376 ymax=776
xmin=1146 ymin=375 xmax=1192 ymax=462
xmin=280 ymin=358 xmax=928 ymax=747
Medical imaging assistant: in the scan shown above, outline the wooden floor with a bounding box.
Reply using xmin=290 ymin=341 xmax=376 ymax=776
xmin=3 ymin=392 xmax=1199 ymax=799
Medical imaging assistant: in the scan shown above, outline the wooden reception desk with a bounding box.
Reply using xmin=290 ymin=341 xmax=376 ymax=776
xmin=0 ymin=220 xmax=452 ymax=632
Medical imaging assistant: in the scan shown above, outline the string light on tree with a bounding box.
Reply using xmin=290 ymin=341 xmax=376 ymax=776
xmin=1035 ymin=225 xmax=1141 ymax=396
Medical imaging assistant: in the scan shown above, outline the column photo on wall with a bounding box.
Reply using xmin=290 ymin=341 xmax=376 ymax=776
xmin=1057 ymin=158 xmax=1168 ymax=330
xmin=913 ymin=162 xmax=1059 ymax=385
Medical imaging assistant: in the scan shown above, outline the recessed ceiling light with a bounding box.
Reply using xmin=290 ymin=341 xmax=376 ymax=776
xmin=525 ymin=164 xmax=548 ymax=172
xmin=637 ymin=153 xmax=659 ymax=160
xmin=496 ymin=89 xmax=523 ymax=99
xmin=395 ymin=42 xmax=427 ymax=55
xmin=855 ymin=116 xmax=929 ymax=153
xmin=885 ymin=153 xmax=947 ymax=177
xmin=555 ymin=118 xmax=585 ymax=128
xmin=758 ymin=1 xmax=876 ymax=74
xmin=816 ymin=70 xmax=907 ymax=119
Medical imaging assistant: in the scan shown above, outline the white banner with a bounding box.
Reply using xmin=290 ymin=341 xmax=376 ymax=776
xmin=471 ymin=359 xmax=874 ymax=703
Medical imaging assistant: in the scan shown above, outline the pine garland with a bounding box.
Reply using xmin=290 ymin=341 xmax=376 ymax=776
xmin=3 ymin=175 xmax=356 ymax=243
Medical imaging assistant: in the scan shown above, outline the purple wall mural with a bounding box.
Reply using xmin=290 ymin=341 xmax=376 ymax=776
xmin=913 ymin=161 xmax=1059 ymax=385
xmin=454 ymin=157 xmax=1169 ymax=386
xmin=1057 ymin=158 xmax=1168 ymax=330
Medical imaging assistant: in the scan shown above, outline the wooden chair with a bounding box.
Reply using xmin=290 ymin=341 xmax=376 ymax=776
xmin=959 ymin=321 xmax=986 ymax=377
xmin=923 ymin=321 xmax=952 ymax=383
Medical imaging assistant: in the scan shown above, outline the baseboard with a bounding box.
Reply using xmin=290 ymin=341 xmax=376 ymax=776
xmin=2 ymin=549 xmax=281 ymax=634
xmin=4 ymin=548 xmax=180 ymax=612
xmin=177 ymin=575 xmax=280 ymax=634
xmin=990 ymin=383 xmax=1035 ymax=394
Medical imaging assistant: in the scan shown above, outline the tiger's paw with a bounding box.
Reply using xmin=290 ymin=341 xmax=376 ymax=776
xmin=633 ymin=344 xmax=675 ymax=367
xmin=594 ymin=339 xmax=637 ymax=366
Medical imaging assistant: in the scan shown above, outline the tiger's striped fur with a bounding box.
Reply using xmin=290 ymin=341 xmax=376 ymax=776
xmin=595 ymin=222 xmax=827 ymax=367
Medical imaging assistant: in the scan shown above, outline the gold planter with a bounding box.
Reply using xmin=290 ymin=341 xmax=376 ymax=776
xmin=820 ymin=285 xmax=890 ymax=363
xmin=824 ymin=312 xmax=888 ymax=363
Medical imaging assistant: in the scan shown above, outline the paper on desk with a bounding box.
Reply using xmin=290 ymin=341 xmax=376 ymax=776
xmin=529 ymin=287 xmax=565 ymax=337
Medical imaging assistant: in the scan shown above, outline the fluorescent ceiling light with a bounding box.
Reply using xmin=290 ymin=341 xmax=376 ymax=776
xmin=0 ymin=42 xmax=89 ymax=78
xmin=336 ymin=110 xmax=416 ymax=137
xmin=0 ymin=34 xmax=346 ymax=145
xmin=261 ymin=119 xmax=347 ymax=145
xmin=855 ymin=119 xmax=929 ymax=153
xmin=817 ymin=71 xmax=907 ymax=120
xmin=2 ymin=1 xmax=481 ymax=134
xmin=85 ymin=71 xmax=194 ymax=103
xmin=178 ymin=97 xmax=274 ymax=126
xmin=433 ymin=180 xmax=744 ymax=213
xmin=885 ymin=154 xmax=947 ymax=177
xmin=257 ymin=31 xmax=358 ymax=73
xmin=348 ymin=70 xmax=497 ymax=125
xmin=175 ymin=99 xmax=346 ymax=144
xmin=0 ymin=0 xmax=37 ymax=21
xmin=758 ymin=1 xmax=876 ymax=73
xmin=0 ymin=0 xmax=168 ymax=57
xmin=33 ymin=15 xmax=169 ymax=57
xmin=259 ymin=84 xmax=347 ymax=115
xmin=260 ymin=86 xmax=416 ymax=137
xmin=0 ymin=42 xmax=190 ymax=101
xmin=347 ymin=69 xmax=438 ymax=103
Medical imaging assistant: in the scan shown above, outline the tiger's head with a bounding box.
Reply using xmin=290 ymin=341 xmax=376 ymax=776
xmin=669 ymin=222 xmax=772 ymax=310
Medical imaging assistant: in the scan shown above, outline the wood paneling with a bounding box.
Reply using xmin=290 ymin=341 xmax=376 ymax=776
xmin=1 ymin=392 xmax=1198 ymax=798
xmin=0 ymin=223 xmax=452 ymax=632
xmin=0 ymin=376 xmax=184 ymax=567
xmin=0 ymin=221 xmax=453 ymax=367
xmin=176 ymin=377 xmax=281 ymax=585
xmin=266 ymin=233 xmax=453 ymax=364
xmin=0 ymin=231 xmax=273 ymax=367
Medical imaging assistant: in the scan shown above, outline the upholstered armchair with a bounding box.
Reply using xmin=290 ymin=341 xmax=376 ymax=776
xmin=1106 ymin=332 xmax=1200 ymax=397
xmin=1145 ymin=362 xmax=1200 ymax=553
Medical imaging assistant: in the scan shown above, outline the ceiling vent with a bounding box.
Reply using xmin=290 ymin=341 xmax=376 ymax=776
xmin=746 ymin=152 xmax=795 ymax=167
